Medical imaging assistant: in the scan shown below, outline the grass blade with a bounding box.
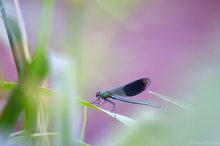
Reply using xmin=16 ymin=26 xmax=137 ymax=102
xmin=78 ymin=100 xmax=136 ymax=126
xmin=8 ymin=131 xmax=90 ymax=146
xmin=8 ymin=131 xmax=57 ymax=144
xmin=0 ymin=1 xmax=30 ymax=75
xmin=80 ymin=107 xmax=87 ymax=142
xmin=148 ymin=91 xmax=193 ymax=111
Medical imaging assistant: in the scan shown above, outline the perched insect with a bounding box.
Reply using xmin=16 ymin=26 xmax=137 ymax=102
xmin=92 ymin=78 xmax=161 ymax=113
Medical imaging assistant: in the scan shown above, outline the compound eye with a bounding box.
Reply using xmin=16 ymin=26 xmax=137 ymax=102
xmin=96 ymin=92 xmax=100 ymax=97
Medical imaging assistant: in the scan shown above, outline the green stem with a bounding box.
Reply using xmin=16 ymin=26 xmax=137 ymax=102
xmin=0 ymin=0 xmax=30 ymax=76
xmin=14 ymin=0 xmax=31 ymax=62
xmin=80 ymin=107 xmax=87 ymax=142
xmin=36 ymin=0 xmax=54 ymax=54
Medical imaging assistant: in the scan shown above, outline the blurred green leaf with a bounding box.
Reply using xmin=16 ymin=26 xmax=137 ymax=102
xmin=0 ymin=51 xmax=49 ymax=144
xmin=0 ymin=81 xmax=17 ymax=91
xmin=0 ymin=81 xmax=53 ymax=96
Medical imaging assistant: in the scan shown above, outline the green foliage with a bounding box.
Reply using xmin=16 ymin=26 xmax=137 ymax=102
xmin=0 ymin=51 xmax=49 ymax=144
xmin=0 ymin=0 xmax=52 ymax=145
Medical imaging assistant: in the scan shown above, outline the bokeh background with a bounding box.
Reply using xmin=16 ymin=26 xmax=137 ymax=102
xmin=1 ymin=0 xmax=220 ymax=145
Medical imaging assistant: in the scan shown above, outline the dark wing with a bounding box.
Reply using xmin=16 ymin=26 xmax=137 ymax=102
xmin=110 ymin=78 xmax=151 ymax=97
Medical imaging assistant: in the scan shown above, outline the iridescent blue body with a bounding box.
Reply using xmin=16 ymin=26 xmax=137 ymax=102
xmin=92 ymin=78 xmax=161 ymax=113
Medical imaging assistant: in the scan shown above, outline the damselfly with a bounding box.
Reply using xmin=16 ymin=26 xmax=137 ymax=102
xmin=92 ymin=78 xmax=161 ymax=113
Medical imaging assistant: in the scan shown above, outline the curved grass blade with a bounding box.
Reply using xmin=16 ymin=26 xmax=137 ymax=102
xmin=77 ymin=100 xmax=136 ymax=127
xmin=148 ymin=91 xmax=193 ymax=111
xmin=0 ymin=81 xmax=54 ymax=96
xmin=0 ymin=81 xmax=17 ymax=91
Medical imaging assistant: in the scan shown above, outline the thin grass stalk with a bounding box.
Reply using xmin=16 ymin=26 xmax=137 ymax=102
xmin=0 ymin=0 xmax=29 ymax=76
xmin=80 ymin=107 xmax=87 ymax=142
xmin=33 ymin=0 xmax=55 ymax=145
xmin=14 ymin=0 xmax=31 ymax=62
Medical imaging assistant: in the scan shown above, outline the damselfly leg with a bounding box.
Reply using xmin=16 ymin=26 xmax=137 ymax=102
xmin=90 ymin=97 xmax=101 ymax=104
xmin=104 ymin=98 xmax=116 ymax=117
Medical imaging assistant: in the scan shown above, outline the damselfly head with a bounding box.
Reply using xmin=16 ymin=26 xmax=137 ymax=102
xmin=96 ymin=91 xmax=101 ymax=97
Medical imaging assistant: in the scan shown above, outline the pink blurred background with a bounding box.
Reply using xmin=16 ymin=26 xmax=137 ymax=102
xmin=1 ymin=0 xmax=220 ymax=145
